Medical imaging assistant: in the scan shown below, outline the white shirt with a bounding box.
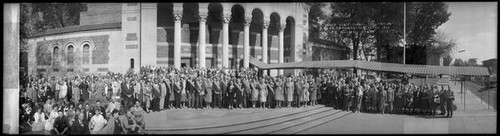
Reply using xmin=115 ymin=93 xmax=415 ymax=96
xmin=104 ymin=86 xmax=108 ymax=95
xmin=106 ymin=101 xmax=121 ymax=113
xmin=60 ymin=84 xmax=68 ymax=99
xmin=34 ymin=112 xmax=46 ymax=123
xmin=112 ymin=81 xmax=119 ymax=95
xmin=90 ymin=114 xmax=107 ymax=134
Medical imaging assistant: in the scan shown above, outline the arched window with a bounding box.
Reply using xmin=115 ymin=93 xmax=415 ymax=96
xmin=67 ymin=45 xmax=74 ymax=65
xmin=130 ymin=58 xmax=135 ymax=69
xmin=83 ymin=44 xmax=90 ymax=64
xmin=53 ymin=46 xmax=60 ymax=66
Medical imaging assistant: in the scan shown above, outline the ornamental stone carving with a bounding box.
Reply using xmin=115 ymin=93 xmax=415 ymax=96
xmin=173 ymin=10 xmax=183 ymax=21
xmin=263 ymin=20 xmax=270 ymax=29
xmin=199 ymin=11 xmax=208 ymax=22
xmin=222 ymin=13 xmax=231 ymax=23
xmin=279 ymin=23 xmax=286 ymax=32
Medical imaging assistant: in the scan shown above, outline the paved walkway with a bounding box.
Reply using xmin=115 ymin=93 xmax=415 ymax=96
xmin=300 ymin=78 xmax=496 ymax=134
xmin=144 ymin=105 xmax=323 ymax=130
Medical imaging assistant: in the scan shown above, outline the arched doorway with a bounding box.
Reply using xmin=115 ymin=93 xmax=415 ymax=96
xmin=284 ymin=16 xmax=296 ymax=76
xmin=249 ymin=8 xmax=263 ymax=60
xmin=157 ymin=3 xmax=174 ymax=66
xmin=229 ymin=4 xmax=245 ymax=69
xmin=268 ymin=12 xmax=281 ymax=76
xmin=182 ymin=3 xmax=199 ymax=68
xmin=207 ymin=3 xmax=223 ymax=68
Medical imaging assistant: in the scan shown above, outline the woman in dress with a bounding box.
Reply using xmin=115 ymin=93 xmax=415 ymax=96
xmin=27 ymin=82 xmax=38 ymax=104
xmin=32 ymin=106 xmax=46 ymax=132
xmin=302 ymin=79 xmax=310 ymax=107
xmin=259 ymin=79 xmax=268 ymax=109
xmin=168 ymin=79 xmax=175 ymax=109
xmin=73 ymin=80 xmax=81 ymax=104
xmin=309 ymin=79 xmax=317 ymax=106
xmin=89 ymin=108 xmax=107 ymax=134
xmin=274 ymin=78 xmax=284 ymax=108
xmin=44 ymin=105 xmax=59 ymax=131
xmin=204 ymin=78 xmax=213 ymax=109
xmin=180 ymin=77 xmax=188 ymax=109
xmin=143 ymin=81 xmax=152 ymax=112
xmin=251 ymin=79 xmax=259 ymax=108
xmin=285 ymin=77 xmax=294 ymax=108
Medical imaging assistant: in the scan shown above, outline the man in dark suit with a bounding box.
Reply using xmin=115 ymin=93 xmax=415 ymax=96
xmin=243 ymin=78 xmax=251 ymax=108
xmin=121 ymin=79 xmax=135 ymax=110
xmin=163 ymin=78 xmax=173 ymax=109
xmin=186 ymin=78 xmax=195 ymax=108
xmin=195 ymin=78 xmax=204 ymax=109
xmin=220 ymin=77 xmax=228 ymax=108
xmin=213 ymin=77 xmax=222 ymax=109
xmin=80 ymin=80 xmax=89 ymax=103
xmin=82 ymin=103 xmax=93 ymax=134
xmin=445 ymin=86 xmax=454 ymax=118
xmin=294 ymin=79 xmax=302 ymax=108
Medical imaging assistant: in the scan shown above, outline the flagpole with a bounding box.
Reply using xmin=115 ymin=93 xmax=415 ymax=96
xmin=403 ymin=2 xmax=406 ymax=64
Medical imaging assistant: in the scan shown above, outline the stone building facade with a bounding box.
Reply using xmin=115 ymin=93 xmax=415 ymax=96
xmin=27 ymin=3 xmax=348 ymax=76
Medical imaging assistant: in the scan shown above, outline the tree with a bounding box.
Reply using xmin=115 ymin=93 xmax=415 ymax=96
xmin=370 ymin=3 xmax=404 ymax=63
xmin=20 ymin=3 xmax=86 ymax=49
xmin=405 ymin=2 xmax=451 ymax=64
xmin=327 ymin=2 xmax=376 ymax=60
xmin=453 ymin=58 xmax=466 ymax=66
xmin=20 ymin=3 xmax=86 ymax=76
xmin=426 ymin=30 xmax=457 ymax=63
xmin=313 ymin=2 xmax=451 ymax=64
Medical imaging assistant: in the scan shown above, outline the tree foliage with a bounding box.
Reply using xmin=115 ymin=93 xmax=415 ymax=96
xmin=309 ymin=2 xmax=451 ymax=64
xmin=20 ymin=3 xmax=86 ymax=50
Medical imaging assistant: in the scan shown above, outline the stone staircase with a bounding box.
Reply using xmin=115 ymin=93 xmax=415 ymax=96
xmin=146 ymin=105 xmax=351 ymax=134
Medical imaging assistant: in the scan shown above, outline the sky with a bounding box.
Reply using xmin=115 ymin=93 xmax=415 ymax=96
xmin=437 ymin=2 xmax=498 ymax=64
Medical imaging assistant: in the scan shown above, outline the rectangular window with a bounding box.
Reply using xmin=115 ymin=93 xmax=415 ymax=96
xmin=126 ymin=33 xmax=138 ymax=41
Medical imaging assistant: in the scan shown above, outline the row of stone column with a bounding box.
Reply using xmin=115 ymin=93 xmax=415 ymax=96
xmin=172 ymin=8 xmax=286 ymax=75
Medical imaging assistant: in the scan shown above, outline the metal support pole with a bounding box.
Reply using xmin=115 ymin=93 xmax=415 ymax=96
xmin=488 ymin=89 xmax=490 ymax=110
xmin=460 ymin=80 xmax=463 ymax=104
xmin=463 ymin=80 xmax=465 ymax=110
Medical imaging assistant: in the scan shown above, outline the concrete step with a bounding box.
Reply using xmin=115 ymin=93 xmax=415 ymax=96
xmin=270 ymin=111 xmax=352 ymax=134
xmin=148 ymin=107 xmax=331 ymax=134
xmin=230 ymin=108 xmax=342 ymax=134
xmin=146 ymin=105 xmax=325 ymax=131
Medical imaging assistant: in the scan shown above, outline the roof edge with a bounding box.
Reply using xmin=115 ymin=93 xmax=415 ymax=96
xmin=29 ymin=22 xmax=122 ymax=38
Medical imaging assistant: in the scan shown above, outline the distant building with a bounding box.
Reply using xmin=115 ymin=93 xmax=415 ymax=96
xmin=310 ymin=38 xmax=350 ymax=61
xmin=26 ymin=3 xmax=319 ymax=76
xmin=482 ymin=58 xmax=497 ymax=77
xmin=468 ymin=58 xmax=479 ymax=66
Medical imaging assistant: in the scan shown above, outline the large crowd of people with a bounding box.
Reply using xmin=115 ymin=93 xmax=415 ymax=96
xmin=19 ymin=66 xmax=455 ymax=134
